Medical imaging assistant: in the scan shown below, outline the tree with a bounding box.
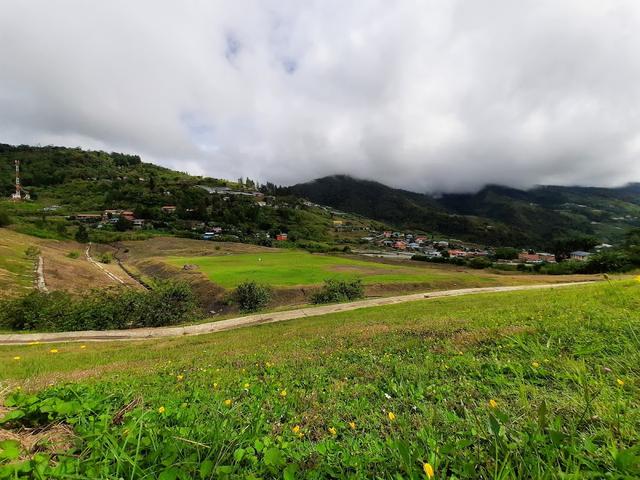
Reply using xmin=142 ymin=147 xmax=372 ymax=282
xmin=115 ymin=216 xmax=133 ymax=232
xmin=550 ymin=236 xmax=598 ymax=260
xmin=75 ymin=224 xmax=89 ymax=243
xmin=493 ymin=247 xmax=519 ymax=260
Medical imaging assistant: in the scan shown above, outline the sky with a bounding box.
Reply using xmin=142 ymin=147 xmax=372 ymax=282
xmin=1 ymin=0 xmax=640 ymax=193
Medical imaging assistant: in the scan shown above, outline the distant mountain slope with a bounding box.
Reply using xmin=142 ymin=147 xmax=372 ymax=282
xmin=291 ymin=175 xmax=640 ymax=246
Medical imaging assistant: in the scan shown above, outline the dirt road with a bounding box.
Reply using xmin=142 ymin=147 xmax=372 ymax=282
xmin=0 ymin=281 xmax=596 ymax=345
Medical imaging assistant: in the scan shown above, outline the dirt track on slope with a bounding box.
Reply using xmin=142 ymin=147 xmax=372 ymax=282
xmin=0 ymin=281 xmax=598 ymax=346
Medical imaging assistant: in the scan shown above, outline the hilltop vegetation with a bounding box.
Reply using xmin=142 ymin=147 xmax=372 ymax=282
xmin=1 ymin=281 xmax=638 ymax=478
xmin=291 ymin=175 xmax=640 ymax=247
xmin=0 ymin=144 xmax=370 ymax=247
xmin=4 ymin=143 xmax=640 ymax=249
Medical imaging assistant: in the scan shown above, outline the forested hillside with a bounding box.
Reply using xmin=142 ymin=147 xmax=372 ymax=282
xmin=0 ymin=144 xmax=335 ymax=245
xmin=291 ymin=175 xmax=640 ymax=247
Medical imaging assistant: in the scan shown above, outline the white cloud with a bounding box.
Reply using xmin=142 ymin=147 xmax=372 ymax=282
xmin=1 ymin=0 xmax=640 ymax=192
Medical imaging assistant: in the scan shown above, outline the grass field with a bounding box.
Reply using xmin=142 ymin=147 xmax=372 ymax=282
xmin=166 ymin=250 xmax=534 ymax=289
xmin=1 ymin=281 xmax=639 ymax=478
xmin=0 ymin=230 xmax=35 ymax=299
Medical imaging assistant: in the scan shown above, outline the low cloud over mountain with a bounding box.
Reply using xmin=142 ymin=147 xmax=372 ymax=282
xmin=2 ymin=1 xmax=640 ymax=192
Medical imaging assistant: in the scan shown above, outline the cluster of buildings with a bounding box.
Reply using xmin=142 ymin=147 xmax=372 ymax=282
xmin=73 ymin=209 xmax=146 ymax=229
xmin=362 ymin=231 xmax=491 ymax=258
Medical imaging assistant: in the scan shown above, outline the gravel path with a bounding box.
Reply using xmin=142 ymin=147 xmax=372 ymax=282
xmin=0 ymin=281 xmax=596 ymax=345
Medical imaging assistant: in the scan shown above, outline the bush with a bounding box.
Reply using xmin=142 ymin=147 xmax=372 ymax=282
xmin=75 ymin=224 xmax=89 ymax=243
xmin=67 ymin=251 xmax=80 ymax=259
xmin=24 ymin=245 xmax=41 ymax=258
xmin=233 ymin=281 xmax=271 ymax=313
xmin=100 ymin=252 xmax=113 ymax=264
xmin=467 ymin=257 xmax=492 ymax=269
xmin=0 ymin=281 xmax=197 ymax=332
xmin=0 ymin=210 xmax=12 ymax=227
xmin=311 ymin=279 xmax=364 ymax=304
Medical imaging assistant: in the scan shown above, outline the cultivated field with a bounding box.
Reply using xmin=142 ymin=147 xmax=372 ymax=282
xmin=1 ymin=281 xmax=638 ymax=478
xmin=0 ymin=228 xmax=138 ymax=296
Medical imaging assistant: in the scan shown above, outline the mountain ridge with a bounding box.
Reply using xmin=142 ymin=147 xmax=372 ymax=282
xmin=290 ymin=175 xmax=640 ymax=247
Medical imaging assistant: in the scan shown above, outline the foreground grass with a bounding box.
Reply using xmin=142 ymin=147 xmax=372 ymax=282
xmin=1 ymin=281 xmax=639 ymax=478
xmin=166 ymin=251 xmax=501 ymax=289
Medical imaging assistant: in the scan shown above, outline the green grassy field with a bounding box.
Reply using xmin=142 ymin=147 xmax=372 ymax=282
xmin=1 ymin=281 xmax=639 ymax=478
xmin=166 ymin=251 xmax=500 ymax=289
xmin=0 ymin=230 xmax=35 ymax=299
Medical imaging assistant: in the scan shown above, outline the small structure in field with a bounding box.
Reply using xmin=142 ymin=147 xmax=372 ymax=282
xmin=276 ymin=233 xmax=288 ymax=241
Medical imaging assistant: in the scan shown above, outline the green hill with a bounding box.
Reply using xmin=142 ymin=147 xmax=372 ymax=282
xmin=0 ymin=144 xmax=346 ymax=246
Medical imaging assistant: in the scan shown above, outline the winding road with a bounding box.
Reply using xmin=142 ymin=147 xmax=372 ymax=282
xmin=0 ymin=281 xmax=596 ymax=346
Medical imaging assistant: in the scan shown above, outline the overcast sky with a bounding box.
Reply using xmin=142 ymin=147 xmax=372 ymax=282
xmin=2 ymin=1 xmax=640 ymax=193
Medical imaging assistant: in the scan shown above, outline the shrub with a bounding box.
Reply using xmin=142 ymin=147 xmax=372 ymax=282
xmin=233 ymin=281 xmax=271 ymax=313
xmin=0 ymin=210 xmax=12 ymax=227
xmin=0 ymin=281 xmax=197 ymax=332
xmin=467 ymin=257 xmax=492 ymax=269
xmin=24 ymin=245 xmax=41 ymax=258
xmin=311 ymin=279 xmax=364 ymax=304
xmin=75 ymin=224 xmax=89 ymax=243
xmin=67 ymin=251 xmax=80 ymax=259
xmin=100 ymin=252 xmax=113 ymax=264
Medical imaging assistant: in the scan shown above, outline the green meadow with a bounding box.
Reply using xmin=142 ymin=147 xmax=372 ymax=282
xmin=1 ymin=281 xmax=639 ymax=478
xmin=166 ymin=251 xmax=496 ymax=289
xmin=0 ymin=230 xmax=35 ymax=299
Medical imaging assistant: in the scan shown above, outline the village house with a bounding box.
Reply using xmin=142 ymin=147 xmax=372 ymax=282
xmin=121 ymin=211 xmax=135 ymax=221
xmin=518 ymin=252 xmax=556 ymax=263
xmin=448 ymin=249 xmax=468 ymax=258
xmin=132 ymin=219 xmax=145 ymax=229
xmin=75 ymin=213 xmax=102 ymax=222
xmin=276 ymin=233 xmax=288 ymax=241
xmin=161 ymin=205 xmax=176 ymax=214
xmin=393 ymin=240 xmax=407 ymax=250
xmin=570 ymin=251 xmax=591 ymax=261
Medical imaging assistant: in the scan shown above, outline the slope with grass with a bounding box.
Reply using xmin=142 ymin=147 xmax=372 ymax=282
xmin=0 ymin=228 xmax=135 ymax=296
xmin=1 ymin=281 xmax=638 ymax=478
xmin=0 ymin=231 xmax=34 ymax=299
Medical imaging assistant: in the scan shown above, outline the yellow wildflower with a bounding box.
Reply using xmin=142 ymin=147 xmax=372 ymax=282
xmin=80 ymin=345 xmax=87 ymax=349
xmin=617 ymin=378 xmax=625 ymax=387
xmin=348 ymin=421 xmax=356 ymax=430
xmin=244 ymin=383 xmax=250 ymax=389
xmin=13 ymin=356 xmax=20 ymax=361
xmin=49 ymin=349 xmax=58 ymax=353
xmin=176 ymin=374 xmax=184 ymax=381
xmin=266 ymin=362 xmax=272 ymax=367
xmin=158 ymin=406 xmax=165 ymax=414
xmin=280 ymin=389 xmax=287 ymax=397
xmin=292 ymin=425 xmax=301 ymax=434
xmin=635 ymin=275 xmax=640 ymax=283
xmin=489 ymin=399 xmax=498 ymax=409
xmin=388 ymin=412 xmax=396 ymax=421
xmin=423 ymin=462 xmax=434 ymax=479
xmin=532 ymin=362 xmax=540 ymax=368
xmin=328 ymin=427 xmax=337 ymax=436
xmin=213 ymin=382 xmax=218 ymax=389
xmin=224 ymin=399 xmax=232 ymax=406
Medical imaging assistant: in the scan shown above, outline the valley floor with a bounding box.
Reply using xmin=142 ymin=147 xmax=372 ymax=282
xmin=1 ymin=280 xmax=639 ymax=478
